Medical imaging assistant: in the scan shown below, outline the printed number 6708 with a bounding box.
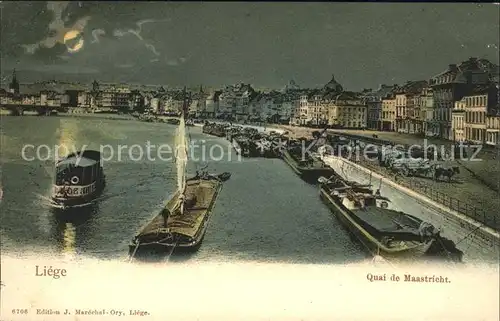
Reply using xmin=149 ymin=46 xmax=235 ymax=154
xmin=12 ymin=309 xmax=29 ymax=314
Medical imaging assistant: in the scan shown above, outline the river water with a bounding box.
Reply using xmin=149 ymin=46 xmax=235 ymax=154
xmin=0 ymin=116 xmax=365 ymax=263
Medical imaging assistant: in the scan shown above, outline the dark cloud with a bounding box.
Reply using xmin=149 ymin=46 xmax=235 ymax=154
xmin=1 ymin=2 xmax=499 ymax=89
xmin=1 ymin=1 xmax=54 ymax=57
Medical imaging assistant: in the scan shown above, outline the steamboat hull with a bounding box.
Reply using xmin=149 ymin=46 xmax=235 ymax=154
xmin=319 ymin=187 xmax=432 ymax=260
xmin=50 ymin=183 xmax=105 ymax=210
xmin=129 ymin=178 xmax=223 ymax=255
xmin=51 ymin=150 xmax=105 ymax=211
xmin=282 ymin=151 xmax=335 ymax=184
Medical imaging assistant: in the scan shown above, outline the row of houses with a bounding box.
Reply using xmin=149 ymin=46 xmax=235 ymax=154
xmin=289 ymin=57 xmax=499 ymax=146
xmin=2 ymin=57 xmax=499 ymax=145
xmin=0 ymin=74 xmax=147 ymax=112
xmin=146 ymin=82 xmax=298 ymax=122
xmin=1 ymin=74 xmax=295 ymax=122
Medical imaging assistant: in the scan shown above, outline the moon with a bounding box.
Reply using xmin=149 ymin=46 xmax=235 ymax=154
xmin=64 ymin=30 xmax=84 ymax=53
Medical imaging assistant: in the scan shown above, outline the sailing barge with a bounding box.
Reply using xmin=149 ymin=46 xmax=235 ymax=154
xmin=129 ymin=173 xmax=229 ymax=254
xmin=318 ymin=175 xmax=463 ymax=262
xmin=129 ymin=89 xmax=231 ymax=256
xmin=282 ymin=145 xmax=334 ymax=183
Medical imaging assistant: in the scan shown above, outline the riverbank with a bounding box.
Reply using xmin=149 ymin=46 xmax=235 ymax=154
xmin=57 ymin=112 xmax=137 ymax=121
xmin=280 ymin=125 xmax=499 ymax=229
xmin=328 ymin=129 xmax=500 ymax=194
xmin=195 ymin=119 xmax=286 ymax=134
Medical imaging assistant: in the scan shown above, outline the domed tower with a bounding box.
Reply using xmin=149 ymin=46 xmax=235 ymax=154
xmin=323 ymin=74 xmax=343 ymax=94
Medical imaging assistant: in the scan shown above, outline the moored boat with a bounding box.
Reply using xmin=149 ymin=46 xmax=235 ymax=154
xmin=129 ymin=172 xmax=230 ymax=254
xmin=50 ymin=150 xmax=106 ymax=210
xmin=129 ymin=89 xmax=231 ymax=256
xmin=202 ymin=122 xmax=227 ymax=137
xmin=282 ymin=146 xmax=334 ymax=183
xmin=318 ymin=175 xmax=463 ymax=262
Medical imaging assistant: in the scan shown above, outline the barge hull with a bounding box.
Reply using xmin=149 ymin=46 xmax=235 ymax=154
xmin=319 ymin=187 xmax=430 ymax=260
xmin=129 ymin=178 xmax=222 ymax=255
xmin=282 ymin=151 xmax=334 ymax=184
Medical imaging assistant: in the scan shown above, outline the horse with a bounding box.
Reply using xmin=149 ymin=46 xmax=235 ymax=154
xmin=433 ymin=166 xmax=460 ymax=182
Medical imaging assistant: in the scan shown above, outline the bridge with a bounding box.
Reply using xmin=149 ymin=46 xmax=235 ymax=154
xmin=0 ymin=104 xmax=68 ymax=116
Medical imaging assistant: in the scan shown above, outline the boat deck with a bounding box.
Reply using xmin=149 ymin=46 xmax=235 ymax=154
xmin=351 ymin=207 xmax=422 ymax=234
xmin=137 ymin=178 xmax=221 ymax=239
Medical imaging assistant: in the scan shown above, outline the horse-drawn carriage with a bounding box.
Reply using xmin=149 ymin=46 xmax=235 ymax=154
xmin=384 ymin=152 xmax=460 ymax=182
xmin=377 ymin=147 xmax=459 ymax=181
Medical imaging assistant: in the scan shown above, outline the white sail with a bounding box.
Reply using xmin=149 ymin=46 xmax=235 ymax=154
xmin=175 ymin=113 xmax=188 ymax=192
xmin=175 ymin=110 xmax=189 ymax=213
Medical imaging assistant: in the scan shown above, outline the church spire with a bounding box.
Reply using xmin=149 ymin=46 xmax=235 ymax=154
xmin=9 ymin=69 xmax=20 ymax=94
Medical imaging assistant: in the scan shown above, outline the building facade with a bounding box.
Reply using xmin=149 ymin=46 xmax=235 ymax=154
xmin=381 ymin=95 xmax=396 ymax=131
xmin=463 ymin=85 xmax=499 ymax=144
xmin=394 ymin=81 xmax=428 ymax=134
xmin=430 ymin=57 xmax=491 ymax=140
xmin=486 ymin=115 xmax=500 ymax=146
xmin=363 ymin=84 xmax=395 ymax=130
xmin=452 ymin=99 xmax=466 ymax=142
xmin=326 ymin=91 xmax=366 ymax=129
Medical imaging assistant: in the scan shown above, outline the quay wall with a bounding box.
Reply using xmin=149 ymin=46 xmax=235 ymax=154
xmin=322 ymin=155 xmax=500 ymax=253
xmin=203 ymin=120 xmax=285 ymax=134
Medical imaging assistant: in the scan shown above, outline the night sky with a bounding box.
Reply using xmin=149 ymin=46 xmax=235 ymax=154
xmin=1 ymin=2 xmax=499 ymax=90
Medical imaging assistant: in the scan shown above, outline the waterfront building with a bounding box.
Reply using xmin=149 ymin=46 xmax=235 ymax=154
xmin=486 ymin=115 xmax=500 ymax=146
xmin=325 ymin=91 xmax=366 ymax=129
xmin=217 ymin=83 xmax=255 ymax=120
xmin=63 ymin=90 xmax=79 ymax=107
xmin=429 ymin=57 xmax=493 ymax=140
xmin=40 ymin=90 xmax=61 ymax=107
xmin=420 ymin=87 xmax=436 ymax=136
xmin=257 ymin=93 xmax=274 ymax=121
xmin=310 ymin=92 xmax=326 ymax=126
xmin=278 ymin=100 xmax=294 ymax=123
xmin=295 ymin=75 xmax=343 ymax=126
xmin=280 ymin=81 xmax=304 ymax=125
xmin=381 ymin=93 xmax=396 ymax=131
xmin=188 ymin=86 xmax=208 ymax=117
xmin=293 ymin=93 xmax=310 ymax=126
xmin=463 ymin=84 xmax=499 ymax=144
xmin=248 ymin=93 xmax=263 ymax=121
xmin=394 ymin=80 xmax=428 ymax=134
xmin=363 ymin=84 xmax=396 ymax=130
xmin=150 ymin=96 xmax=160 ymax=114
xmin=129 ymin=90 xmax=145 ymax=112
xmin=268 ymin=91 xmax=288 ymax=123
xmin=160 ymin=90 xmax=184 ymax=115
xmin=452 ymin=99 xmax=466 ymax=142
xmin=205 ymin=90 xmax=221 ymax=118
xmin=0 ymin=89 xmax=8 ymax=105
xmin=110 ymin=84 xmax=131 ymax=109
xmin=77 ymin=91 xmax=91 ymax=108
